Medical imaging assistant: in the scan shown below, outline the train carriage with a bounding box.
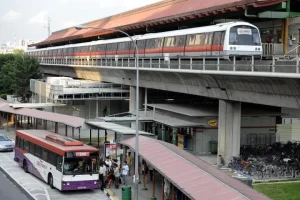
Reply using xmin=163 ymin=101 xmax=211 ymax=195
xmin=26 ymin=21 xmax=262 ymax=62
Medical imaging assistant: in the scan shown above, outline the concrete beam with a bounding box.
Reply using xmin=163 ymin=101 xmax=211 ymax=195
xmin=258 ymin=11 xmax=300 ymax=19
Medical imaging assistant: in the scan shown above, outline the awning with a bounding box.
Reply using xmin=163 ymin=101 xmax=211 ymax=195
xmin=0 ymin=100 xmax=84 ymax=128
xmin=85 ymin=120 xmax=153 ymax=136
xmin=121 ymin=136 xmax=270 ymax=200
xmin=99 ymin=110 xmax=203 ymax=127
xmin=9 ymin=103 xmax=66 ymax=108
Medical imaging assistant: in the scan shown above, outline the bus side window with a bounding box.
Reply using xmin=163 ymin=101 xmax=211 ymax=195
xmin=29 ymin=142 xmax=35 ymax=154
xmin=19 ymin=138 xmax=24 ymax=150
xmin=15 ymin=136 xmax=19 ymax=147
xmin=42 ymin=149 xmax=49 ymax=161
xmin=35 ymin=145 xmax=42 ymax=158
xmin=56 ymin=156 xmax=63 ymax=172
xmin=24 ymin=140 xmax=29 ymax=152
xmin=48 ymin=152 xmax=57 ymax=166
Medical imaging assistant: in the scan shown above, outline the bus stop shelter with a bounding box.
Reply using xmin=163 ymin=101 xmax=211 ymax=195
xmin=120 ymin=136 xmax=270 ymax=200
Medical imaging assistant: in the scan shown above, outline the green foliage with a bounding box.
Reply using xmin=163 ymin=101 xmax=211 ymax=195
xmin=13 ymin=49 xmax=24 ymax=55
xmin=254 ymin=182 xmax=300 ymax=200
xmin=0 ymin=54 xmax=15 ymax=69
xmin=0 ymin=55 xmax=43 ymax=102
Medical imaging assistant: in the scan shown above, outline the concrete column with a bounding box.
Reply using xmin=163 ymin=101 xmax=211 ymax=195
xmin=217 ymin=100 xmax=241 ymax=165
xmin=130 ymin=86 xmax=144 ymax=129
xmin=284 ymin=18 xmax=289 ymax=54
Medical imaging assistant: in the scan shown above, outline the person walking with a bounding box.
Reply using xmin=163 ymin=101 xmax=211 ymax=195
xmin=114 ymin=163 xmax=120 ymax=189
xmin=126 ymin=152 xmax=133 ymax=175
xmin=148 ymin=164 xmax=154 ymax=182
xmin=99 ymin=162 xmax=105 ymax=190
xmin=121 ymin=161 xmax=129 ymax=185
xmin=141 ymin=160 xmax=148 ymax=190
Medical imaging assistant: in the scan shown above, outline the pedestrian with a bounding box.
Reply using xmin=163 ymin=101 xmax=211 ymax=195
xmin=141 ymin=160 xmax=148 ymax=190
xmin=99 ymin=162 xmax=105 ymax=190
xmin=164 ymin=178 xmax=170 ymax=200
xmin=103 ymin=106 xmax=107 ymax=117
xmin=114 ymin=163 xmax=120 ymax=189
xmin=121 ymin=161 xmax=129 ymax=185
xmin=126 ymin=152 xmax=133 ymax=175
xmin=219 ymin=155 xmax=225 ymax=167
xmin=148 ymin=164 xmax=154 ymax=182
xmin=105 ymin=156 xmax=112 ymax=168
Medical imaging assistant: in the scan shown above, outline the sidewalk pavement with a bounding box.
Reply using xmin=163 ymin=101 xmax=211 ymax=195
xmin=105 ymin=173 xmax=163 ymax=200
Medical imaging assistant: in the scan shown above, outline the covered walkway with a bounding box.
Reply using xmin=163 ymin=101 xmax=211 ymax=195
xmin=120 ymin=136 xmax=270 ymax=200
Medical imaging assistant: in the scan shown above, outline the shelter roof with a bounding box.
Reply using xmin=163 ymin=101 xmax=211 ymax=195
xmin=85 ymin=120 xmax=153 ymax=135
xmin=32 ymin=0 xmax=285 ymax=47
xmin=121 ymin=136 xmax=270 ymax=200
xmin=0 ymin=100 xmax=84 ymax=128
xmin=146 ymin=104 xmax=286 ymax=117
xmin=9 ymin=103 xmax=66 ymax=108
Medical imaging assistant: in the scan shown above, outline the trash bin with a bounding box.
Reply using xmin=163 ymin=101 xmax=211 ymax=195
xmin=209 ymin=141 xmax=218 ymax=154
xmin=122 ymin=186 xmax=131 ymax=200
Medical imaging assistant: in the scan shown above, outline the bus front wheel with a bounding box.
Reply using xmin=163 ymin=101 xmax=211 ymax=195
xmin=48 ymin=174 xmax=54 ymax=189
xmin=23 ymin=160 xmax=28 ymax=173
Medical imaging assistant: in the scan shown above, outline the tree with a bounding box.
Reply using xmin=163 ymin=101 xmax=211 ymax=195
xmin=0 ymin=55 xmax=43 ymax=102
xmin=13 ymin=49 xmax=24 ymax=55
xmin=0 ymin=54 xmax=15 ymax=69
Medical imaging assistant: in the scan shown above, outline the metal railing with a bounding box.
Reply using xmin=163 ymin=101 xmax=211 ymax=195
xmin=38 ymin=55 xmax=300 ymax=75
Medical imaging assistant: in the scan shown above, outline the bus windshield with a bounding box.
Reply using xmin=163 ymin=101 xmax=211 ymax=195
xmin=229 ymin=26 xmax=261 ymax=46
xmin=63 ymin=153 xmax=99 ymax=175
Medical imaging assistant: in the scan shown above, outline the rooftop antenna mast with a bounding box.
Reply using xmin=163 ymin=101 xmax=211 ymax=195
xmin=44 ymin=17 xmax=51 ymax=37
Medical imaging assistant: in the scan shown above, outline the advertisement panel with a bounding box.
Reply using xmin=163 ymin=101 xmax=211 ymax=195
xmin=104 ymin=143 xmax=123 ymax=164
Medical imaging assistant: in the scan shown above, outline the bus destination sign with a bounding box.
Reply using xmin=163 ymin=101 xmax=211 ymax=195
xmin=75 ymin=152 xmax=90 ymax=157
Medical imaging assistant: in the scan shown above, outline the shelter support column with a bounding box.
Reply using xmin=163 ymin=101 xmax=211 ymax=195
xmin=97 ymin=129 xmax=100 ymax=147
xmin=284 ymin=18 xmax=289 ymax=54
xmin=105 ymin=129 xmax=107 ymax=142
xmin=78 ymin=128 xmax=81 ymax=140
xmin=55 ymin=122 xmax=58 ymax=133
xmin=89 ymin=129 xmax=92 ymax=144
xmin=65 ymin=125 xmax=68 ymax=136
xmin=217 ymin=100 xmax=241 ymax=165
xmin=72 ymin=127 xmax=74 ymax=138
xmin=151 ymin=170 xmax=156 ymax=200
xmin=161 ymin=176 xmax=164 ymax=200
xmin=6 ymin=113 xmax=9 ymax=131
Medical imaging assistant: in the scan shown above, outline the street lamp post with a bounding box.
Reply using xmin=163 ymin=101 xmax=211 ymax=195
xmin=75 ymin=25 xmax=140 ymax=200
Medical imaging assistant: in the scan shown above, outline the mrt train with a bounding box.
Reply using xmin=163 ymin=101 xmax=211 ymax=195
xmin=26 ymin=22 xmax=262 ymax=60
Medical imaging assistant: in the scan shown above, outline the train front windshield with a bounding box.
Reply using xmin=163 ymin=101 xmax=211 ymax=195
xmin=229 ymin=26 xmax=261 ymax=46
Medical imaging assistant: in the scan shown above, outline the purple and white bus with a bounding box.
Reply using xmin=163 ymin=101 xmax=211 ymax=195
xmin=14 ymin=129 xmax=99 ymax=191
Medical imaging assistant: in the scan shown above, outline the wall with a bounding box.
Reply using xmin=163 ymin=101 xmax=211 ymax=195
xmin=194 ymin=116 xmax=276 ymax=155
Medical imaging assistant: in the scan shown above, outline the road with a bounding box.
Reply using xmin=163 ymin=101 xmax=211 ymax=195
xmin=0 ymin=169 xmax=31 ymax=200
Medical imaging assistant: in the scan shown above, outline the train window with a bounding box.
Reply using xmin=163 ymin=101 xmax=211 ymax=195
xmin=146 ymin=39 xmax=156 ymax=49
xmin=229 ymin=26 xmax=261 ymax=45
xmin=194 ymin=34 xmax=202 ymax=45
xmin=220 ymin=31 xmax=225 ymax=45
xmin=106 ymin=43 xmax=117 ymax=51
xmin=137 ymin=40 xmax=146 ymax=49
xmin=164 ymin=37 xmax=175 ymax=47
xmin=252 ymin=31 xmax=260 ymax=45
xmin=155 ymin=38 xmax=164 ymax=48
xmin=91 ymin=45 xmax=97 ymax=52
xmin=187 ymin=35 xmax=196 ymax=46
xmin=212 ymin=32 xmax=222 ymax=45
xmin=118 ymin=42 xmax=129 ymax=50
xmin=207 ymin=33 xmax=213 ymax=45
xmin=176 ymin=36 xmax=186 ymax=46
xmin=95 ymin=44 xmax=106 ymax=52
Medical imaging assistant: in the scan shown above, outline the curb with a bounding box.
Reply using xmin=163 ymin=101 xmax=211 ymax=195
xmin=104 ymin=188 xmax=118 ymax=200
xmin=0 ymin=166 xmax=36 ymax=200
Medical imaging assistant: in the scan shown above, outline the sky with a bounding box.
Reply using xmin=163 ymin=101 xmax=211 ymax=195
xmin=0 ymin=0 xmax=162 ymax=44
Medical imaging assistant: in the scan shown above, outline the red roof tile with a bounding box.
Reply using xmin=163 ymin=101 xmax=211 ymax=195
xmin=33 ymin=0 xmax=285 ymax=47
xmin=121 ymin=136 xmax=270 ymax=200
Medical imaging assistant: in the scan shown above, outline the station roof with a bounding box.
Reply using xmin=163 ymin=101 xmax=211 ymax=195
xmin=32 ymin=0 xmax=285 ymax=47
xmin=146 ymin=104 xmax=286 ymax=117
xmin=85 ymin=120 xmax=154 ymax=136
xmin=99 ymin=110 xmax=203 ymax=127
xmin=0 ymin=99 xmax=84 ymax=128
xmin=9 ymin=103 xmax=66 ymax=108
xmin=121 ymin=136 xmax=270 ymax=200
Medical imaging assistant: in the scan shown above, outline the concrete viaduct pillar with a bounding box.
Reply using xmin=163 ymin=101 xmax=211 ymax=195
xmin=129 ymin=86 xmax=145 ymax=129
xmin=217 ymin=100 xmax=241 ymax=165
